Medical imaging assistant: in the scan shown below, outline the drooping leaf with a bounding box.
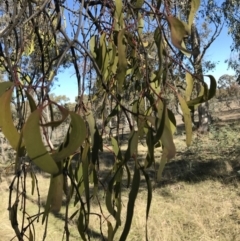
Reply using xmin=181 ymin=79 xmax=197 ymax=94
xmin=138 ymin=12 xmax=144 ymax=35
xmin=154 ymin=28 xmax=163 ymax=81
xmin=116 ymin=29 xmax=127 ymax=92
xmin=166 ymin=16 xmax=191 ymax=53
xmin=49 ymin=174 xmax=63 ymax=212
xmin=107 ymin=221 xmax=114 ymax=241
xmin=185 ymin=72 xmax=194 ymax=101
xmin=0 ymin=81 xmax=13 ymax=96
xmin=132 ymin=0 xmax=144 ymax=8
xmin=141 ymin=168 xmax=152 ymax=241
xmin=0 ymin=88 xmax=22 ymax=151
xmin=82 ymin=142 xmax=90 ymax=228
xmin=206 ymin=75 xmax=217 ymax=100
xmin=77 ymin=208 xmax=87 ymax=241
xmin=51 ymin=112 xmax=86 ymax=162
xmin=188 ymin=0 xmax=200 ymax=29
xmin=145 ymin=128 xmax=155 ymax=168
xmin=25 ymin=91 xmax=37 ymax=112
xmin=157 ymin=148 xmax=168 ymax=181
xmin=124 ymin=131 xmax=139 ymax=162
xmin=115 ymin=0 xmax=124 ymax=29
xmin=154 ymin=99 xmax=165 ymax=144
xmin=180 ymin=41 xmax=191 ymax=57
xmin=23 ymin=109 xmax=59 ymax=174
xmin=119 ymin=166 xmax=140 ymax=241
xmin=89 ymin=35 xmax=96 ymax=58
xmin=160 ymin=109 xmax=176 ymax=160
xmin=178 ymin=94 xmax=192 ymax=146
xmin=111 ymin=137 xmax=122 ymax=161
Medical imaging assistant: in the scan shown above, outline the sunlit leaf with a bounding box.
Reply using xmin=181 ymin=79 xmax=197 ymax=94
xmin=154 ymin=28 xmax=163 ymax=80
xmin=157 ymin=148 xmax=168 ymax=180
xmin=138 ymin=12 xmax=144 ymax=35
xmin=188 ymin=0 xmax=200 ymax=29
xmin=89 ymin=35 xmax=96 ymax=58
xmin=116 ymin=30 xmax=127 ymax=92
xmin=161 ymin=109 xmax=176 ymax=159
xmin=0 ymin=88 xmax=22 ymax=151
xmin=111 ymin=137 xmax=122 ymax=161
xmin=25 ymin=91 xmax=37 ymax=112
xmin=185 ymin=72 xmax=194 ymax=101
xmin=178 ymin=94 xmax=192 ymax=146
xmin=166 ymin=16 xmax=191 ymax=53
xmin=115 ymin=0 xmax=124 ymax=29
xmin=23 ymin=109 xmax=59 ymax=174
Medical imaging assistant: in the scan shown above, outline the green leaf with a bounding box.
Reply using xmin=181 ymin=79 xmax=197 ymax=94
xmin=104 ymin=106 xmax=118 ymax=127
xmin=82 ymin=142 xmax=90 ymax=228
xmin=86 ymin=111 xmax=95 ymax=143
xmin=154 ymin=28 xmax=163 ymax=81
xmin=187 ymin=95 xmax=204 ymax=106
xmin=157 ymin=148 xmax=168 ymax=181
xmin=107 ymin=221 xmax=114 ymax=241
xmin=185 ymin=72 xmax=194 ymax=101
xmin=119 ymin=166 xmax=140 ymax=241
xmin=0 ymin=81 xmax=13 ymax=96
xmin=138 ymin=13 xmax=144 ymax=35
xmin=115 ymin=0 xmax=124 ymax=29
xmin=89 ymin=35 xmax=96 ymax=58
xmin=166 ymin=16 xmax=191 ymax=53
xmin=154 ymin=100 xmax=165 ymax=144
xmin=160 ymin=109 xmax=176 ymax=160
xmin=77 ymin=208 xmax=87 ymax=241
xmin=206 ymin=75 xmax=217 ymax=100
xmin=111 ymin=137 xmax=122 ymax=161
xmin=42 ymin=174 xmax=62 ymax=224
xmin=178 ymin=94 xmax=192 ymax=146
xmin=141 ymin=168 xmax=152 ymax=241
xmin=188 ymin=0 xmax=200 ymax=29
xmin=25 ymin=91 xmax=37 ymax=112
xmin=124 ymin=131 xmax=139 ymax=162
xmin=132 ymin=0 xmax=144 ymax=8
xmin=145 ymin=129 xmax=155 ymax=168
xmin=23 ymin=109 xmax=59 ymax=174
xmin=0 ymin=88 xmax=22 ymax=151
xmin=51 ymin=112 xmax=86 ymax=162
xmin=116 ymin=30 xmax=127 ymax=93
xmin=49 ymin=174 xmax=63 ymax=212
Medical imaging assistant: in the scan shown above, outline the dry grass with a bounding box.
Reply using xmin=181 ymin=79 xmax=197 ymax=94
xmin=0 ymin=122 xmax=240 ymax=241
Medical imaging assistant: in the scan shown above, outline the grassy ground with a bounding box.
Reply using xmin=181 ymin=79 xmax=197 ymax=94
xmin=0 ymin=121 xmax=240 ymax=241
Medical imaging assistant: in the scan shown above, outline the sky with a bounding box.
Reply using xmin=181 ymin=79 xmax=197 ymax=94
xmin=51 ymin=4 xmax=236 ymax=103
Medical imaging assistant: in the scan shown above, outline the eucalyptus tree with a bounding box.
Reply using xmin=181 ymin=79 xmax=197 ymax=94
xmin=222 ymin=0 xmax=240 ymax=82
xmin=0 ymin=0 xmax=217 ymax=240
